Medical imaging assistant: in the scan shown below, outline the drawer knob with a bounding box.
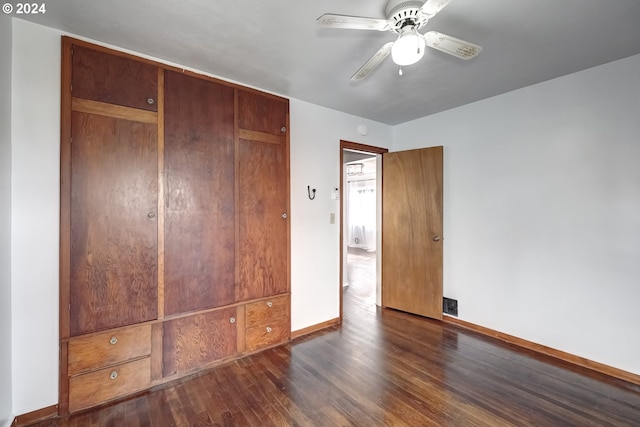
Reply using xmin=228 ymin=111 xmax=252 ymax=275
xmin=266 ymin=327 xmax=272 ymax=333
xmin=109 ymin=336 xmax=118 ymax=345
xmin=267 ymin=301 xmax=273 ymax=308
xmin=280 ymin=126 xmax=286 ymax=133
xmin=109 ymin=370 xmax=118 ymax=380
xmin=147 ymin=98 xmax=155 ymax=105
xmin=230 ymin=317 xmax=236 ymax=324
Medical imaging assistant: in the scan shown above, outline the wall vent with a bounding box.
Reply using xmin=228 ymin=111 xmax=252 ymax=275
xmin=443 ymin=297 xmax=458 ymax=316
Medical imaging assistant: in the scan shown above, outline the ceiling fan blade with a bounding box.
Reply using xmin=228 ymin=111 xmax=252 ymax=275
xmin=420 ymin=0 xmax=453 ymax=18
xmin=351 ymin=42 xmax=394 ymax=81
xmin=424 ymin=31 xmax=482 ymax=60
xmin=317 ymin=13 xmax=391 ymax=31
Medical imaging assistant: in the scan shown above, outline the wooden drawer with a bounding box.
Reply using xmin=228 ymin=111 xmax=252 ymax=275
xmin=68 ymin=324 xmax=151 ymax=376
xmin=245 ymin=316 xmax=290 ymax=352
xmin=245 ymin=295 xmax=289 ymax=328
xmin=69 ymin=357 xmax=150 ymax=413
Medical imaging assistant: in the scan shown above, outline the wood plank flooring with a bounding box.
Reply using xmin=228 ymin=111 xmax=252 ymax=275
xmin=28 ymin=256 xmax=640 ymax=426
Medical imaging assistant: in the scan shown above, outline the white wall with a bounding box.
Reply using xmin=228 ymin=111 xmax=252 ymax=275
xmin=394 ymin=53 xmax=640 ymax=375
xmin=9 ymin=19 xmax=393 ymax=414
xmin=1 ymin=13 xmax=14 ymax=427
xmin=290 ymin=100 xmax=391 ymax=331
xmin=11 ymin=19 xmax=63 ymax=415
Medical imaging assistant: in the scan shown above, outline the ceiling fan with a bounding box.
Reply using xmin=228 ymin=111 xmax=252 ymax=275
xmin=317 ymin=0 xmax=482 ymax=81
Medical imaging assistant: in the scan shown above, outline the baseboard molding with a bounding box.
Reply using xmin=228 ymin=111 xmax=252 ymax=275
xmin=442 ymin=315 xmax=640 ymax=386
xmin=13 ymin=405 xmax=57 ymax=427
xmin=291 ymin=317 xmax=340 ymax=339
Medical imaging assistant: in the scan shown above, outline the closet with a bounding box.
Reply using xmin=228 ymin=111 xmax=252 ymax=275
xmin=59 ymin=37 xmax=290 ymax=414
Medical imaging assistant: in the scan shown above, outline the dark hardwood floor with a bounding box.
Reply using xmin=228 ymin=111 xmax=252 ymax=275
xmin=29 ymin=254 xmax=640 ymax=426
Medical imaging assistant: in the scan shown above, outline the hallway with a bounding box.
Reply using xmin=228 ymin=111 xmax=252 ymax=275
xmin=344 ymin=247 xmax=377 ymax=314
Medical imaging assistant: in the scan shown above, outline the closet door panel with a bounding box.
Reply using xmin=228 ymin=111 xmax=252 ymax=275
xmin=70 ymin=112 xmax=158 ymax=336
xmin=237 ymin=139 xmax=288 ymax=300
xmin=164 ymin=71 xmax=235 ymax=315
xmin=162 ymin=308 xmax=237 ymax=376
xmin=237 ymin=90 xmax=287 ymax=136
xmin=72 ymin=45 xmax=158 ymax=111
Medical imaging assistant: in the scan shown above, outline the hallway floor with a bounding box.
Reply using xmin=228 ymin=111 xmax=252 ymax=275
xmin=344 ymin=247 xmax=376 ymax=313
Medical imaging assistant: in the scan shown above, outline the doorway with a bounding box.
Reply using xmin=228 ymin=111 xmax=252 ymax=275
xmin=340 ymin=141 xmax=388 ymax=320
xmin=339 ymin=142 xmax=444 ymax=322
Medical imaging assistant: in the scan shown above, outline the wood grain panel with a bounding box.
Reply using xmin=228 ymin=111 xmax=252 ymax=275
xmin=71 ymin=97 xmax=157 ymax=124
xmin=68 ymin=324 xmax=151 ymax=375
xmin=245 ymin=317 xmax=290 ymax=352
xmin=70 ymin=112 xmax=158 ymax=335
xmin=238 ymin=128 xmax=285 ymax=145
xmin=156 ymin=68 xmax=165 ymax=319
xmin=68 ymin=357 xmax=150 ymax=413
xmin=162 ymin=308 xmax=237 ymax=377
xmin=237 ymin=89 xmax=288 ymax=135
xmin=382 ymin=146 xmax=443 ymax=319
xmin=72 ymin=44 xmax=158 ymax=111
xmin=237 ymin=138 xmax=288 ymax=301
xmin=150 ymin=322 xmax=164 ymax=382
xmin=245 ymin=295 xmax=289 ymax=328
xmin=163 ymin=70 xmax=236 ymax=315
xmin=59 ymin=38 xmax=73 ymax=417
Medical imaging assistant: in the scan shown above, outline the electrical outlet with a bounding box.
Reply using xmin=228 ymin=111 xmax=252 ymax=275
xmin=443 ymin=297 xmax=458 ymax=316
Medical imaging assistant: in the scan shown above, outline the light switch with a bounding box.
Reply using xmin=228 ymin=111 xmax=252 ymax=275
xmin=330 ymin=213 xmax=335 ymax=224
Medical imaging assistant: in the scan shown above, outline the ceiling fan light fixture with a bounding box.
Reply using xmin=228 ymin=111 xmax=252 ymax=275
xmin=391 ymin=26 xmax=426 ymax=66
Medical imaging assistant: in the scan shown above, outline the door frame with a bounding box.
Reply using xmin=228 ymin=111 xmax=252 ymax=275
xmin=339 ymin=140 xmax=388 ymax=322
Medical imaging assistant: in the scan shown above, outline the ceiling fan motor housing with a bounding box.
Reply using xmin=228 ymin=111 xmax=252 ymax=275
xmin=385 ymin=0 xmax=429 ymax=32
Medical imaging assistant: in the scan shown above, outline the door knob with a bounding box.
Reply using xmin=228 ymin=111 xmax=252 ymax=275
xmin=433 ymin=236 xmax=441 ymax=242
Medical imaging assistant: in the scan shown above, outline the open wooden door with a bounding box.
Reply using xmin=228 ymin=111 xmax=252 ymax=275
xmin=382 ymin=146 xmax=443 ymax=319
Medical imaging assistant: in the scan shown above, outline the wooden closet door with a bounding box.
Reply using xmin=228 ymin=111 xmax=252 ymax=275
xmin=237 ymin=90 xmax=289 ymax=301
xmin=72 ymin=45 xmax=158 ymax=111
xmin=70 ymin=112 xmax=158 ymax=336
xmin=163 ymin=71 xmax=235 ymax=315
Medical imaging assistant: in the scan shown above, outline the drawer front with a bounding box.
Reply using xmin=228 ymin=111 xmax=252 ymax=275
xmin=245 ymin=316 xmax=290 ymax=352
xmin=245 ymin=295 xmax=289 ymax=328
xmin=69 ymin=357 xmax=150 ymax=413
xmin=68 ymin=324 xmax=151 ymax=375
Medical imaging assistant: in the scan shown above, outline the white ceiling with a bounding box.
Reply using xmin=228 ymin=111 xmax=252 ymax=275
xmin=18 ymin=0 xmax=640 ymax=125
